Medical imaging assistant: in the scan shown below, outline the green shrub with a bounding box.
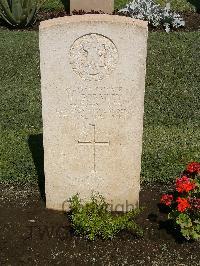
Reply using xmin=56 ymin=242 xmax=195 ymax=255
xmin=69 ymin=194 xmax=143 ymax=240
xmin=41 ymin=0 xmax=64 ymax=11
xmin=0 ymin=0 xmax=45 ymax=27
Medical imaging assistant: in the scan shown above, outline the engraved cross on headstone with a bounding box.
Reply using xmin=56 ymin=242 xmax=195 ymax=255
xmin=78 ymin=124 xmax=110 ymax=172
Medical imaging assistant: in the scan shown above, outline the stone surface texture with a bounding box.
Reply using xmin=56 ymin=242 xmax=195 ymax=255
xmin=70 ymin=0 xmax=114 ymax=14
xmin=40 ymin=15 xmax=148 ymax=211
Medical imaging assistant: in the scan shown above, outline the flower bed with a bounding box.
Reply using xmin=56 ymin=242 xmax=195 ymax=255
xmin=160 ymin=162 xmax=200 ymax=240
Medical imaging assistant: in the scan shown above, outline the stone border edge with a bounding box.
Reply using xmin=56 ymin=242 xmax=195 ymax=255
xmin=39 ymin=14 xmax=148 ymax=30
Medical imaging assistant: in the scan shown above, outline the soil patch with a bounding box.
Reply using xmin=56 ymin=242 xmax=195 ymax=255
xmin=0 ymin=183 xmax=200 ymax=265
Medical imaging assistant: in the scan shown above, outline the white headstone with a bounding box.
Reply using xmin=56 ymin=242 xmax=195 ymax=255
xmin=70 ymin=0 xmax=114 ymax=14
xmin=39 ymin=15 xmax=148 ymax=211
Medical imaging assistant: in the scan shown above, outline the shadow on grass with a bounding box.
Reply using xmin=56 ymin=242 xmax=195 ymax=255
xmin=28 ymin=134 xmax=45 ymax=203
xmin=187 ymin=0 xmax=200 ymax=12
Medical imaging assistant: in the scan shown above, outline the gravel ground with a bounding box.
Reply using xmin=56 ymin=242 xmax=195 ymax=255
xmin=0 ymin=183 xmax=200 ymax=265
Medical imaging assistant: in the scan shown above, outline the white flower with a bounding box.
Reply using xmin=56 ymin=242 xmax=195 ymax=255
xmin=119 ymin=0 xmax=185 ymax=32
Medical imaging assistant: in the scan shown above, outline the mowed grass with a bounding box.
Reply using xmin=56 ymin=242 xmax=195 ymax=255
xmin=42 ymin=0 xmax=197 ymax=12
xmin=0 ymin=31 xmax=200 ymax=184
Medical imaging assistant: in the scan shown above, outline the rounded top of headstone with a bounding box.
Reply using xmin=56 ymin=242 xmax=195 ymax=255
xmin=39 ymin=14 xmax=148 ymax=30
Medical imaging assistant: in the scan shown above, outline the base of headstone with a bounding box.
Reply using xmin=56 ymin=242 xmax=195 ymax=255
xmin=70 ymin=0 xmax=114 ymax=14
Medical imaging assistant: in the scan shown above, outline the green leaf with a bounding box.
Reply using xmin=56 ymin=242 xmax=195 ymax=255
xmin=0 ymin=0 xmax=41 ymax=27
xmin=176 ymin=213 xmax=192 ymax=228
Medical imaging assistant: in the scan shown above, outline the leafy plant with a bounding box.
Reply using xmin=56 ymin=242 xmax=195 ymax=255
xmin=119 ymin=0 xmax=185 ymax=32
xmin=69 ymin=193 xmax=143 ymax=240
xmin=0 ymin=0 xmax=45 ymax=27
xmin=160 ymin=162 xmax=200 ymax=240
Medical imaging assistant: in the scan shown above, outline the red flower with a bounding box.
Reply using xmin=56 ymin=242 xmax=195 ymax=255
xmin=160 ymin=194 xmax=173 ymax=206
xmin=176 ymin=176 xmax=196 ymax=193
xmin=186 ymin=162 xmax=200 ymax=174
xmin=176 ymin=197 xmax=190 ymax=212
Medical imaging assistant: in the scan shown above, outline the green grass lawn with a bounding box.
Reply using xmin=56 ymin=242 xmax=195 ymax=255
xmin=42 ymin=0 xmax=196 ymax=12
xmin=0 ymin=31 xmax=199 ymax=184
